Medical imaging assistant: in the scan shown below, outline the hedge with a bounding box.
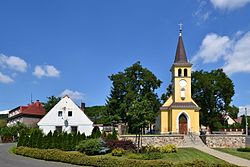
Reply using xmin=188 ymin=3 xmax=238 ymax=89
xmin=18 ymin=129 xmax=86 ymax=151
xmin=14 ymin=147 xmax=236 ymax=167
xmin=237 ymin=147 xmax=250 ymax=152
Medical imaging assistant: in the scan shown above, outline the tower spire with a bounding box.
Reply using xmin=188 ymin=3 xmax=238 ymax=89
xmin=173 ymin=22 xmax=191 ymax=65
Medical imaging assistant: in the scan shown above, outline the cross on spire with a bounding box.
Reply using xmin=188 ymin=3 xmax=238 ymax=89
xmin=178 ymin=22 xmax=183 ymax=36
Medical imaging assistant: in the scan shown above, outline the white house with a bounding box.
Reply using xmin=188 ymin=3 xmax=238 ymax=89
xmin=38 ymin=95 xmax=93 ymax=135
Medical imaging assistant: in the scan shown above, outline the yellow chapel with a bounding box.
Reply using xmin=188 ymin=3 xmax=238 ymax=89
xmin=158 ymin=27 xmax=200 ymax=135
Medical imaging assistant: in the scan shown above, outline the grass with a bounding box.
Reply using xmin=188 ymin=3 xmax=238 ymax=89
xmin=14 ymin=146 xmax=234 ymax=166
xmin=99 ymin=147 xmax=228 ymax=165
xmin=120 ymin=148 xmax=228 ymax=164
xmin=161 ymin=148 xmax=226 ymax=164
xmin=214 ymin=148 xmax=250 ymax=160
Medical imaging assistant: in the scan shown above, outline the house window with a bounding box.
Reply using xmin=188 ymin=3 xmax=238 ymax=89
xmin=55 ymin=126 xmax=62 ymax=132
xmin=71 ymin=126 xmax=78 ymax=133
xmin=68 ymin=111 xmax=72 ymax=117
xmin=58 ymin=111 xmax=62 ymax=117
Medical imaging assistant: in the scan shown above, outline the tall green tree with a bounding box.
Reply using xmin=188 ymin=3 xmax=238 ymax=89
xmin=42 ymin=96 xmax=61 ymax=113
xmin=162 ymin=69 xmax=236 ymax=131
xmin=127 ymin=99 xmax=155 ymax=150
xmin=106 ymin=62 xmax=162 ymax=131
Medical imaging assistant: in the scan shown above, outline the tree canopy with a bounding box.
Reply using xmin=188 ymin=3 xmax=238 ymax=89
xmin=106 ymin=62 xmax=162 ymax=132
xmin=84 ymin=106 xmax=108 ymax=124
xmin=42 ymin=96 xmax=61 ymax=113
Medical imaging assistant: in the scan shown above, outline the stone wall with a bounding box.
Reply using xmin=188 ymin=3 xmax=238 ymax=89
xmin=200 ymin=134 xmax=246 ymax=148
xmin=119 ymin=134 xmax=185 ymax=147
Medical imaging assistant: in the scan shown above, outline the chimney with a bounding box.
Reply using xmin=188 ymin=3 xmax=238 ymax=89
xmin=81 ymin=102 xmax=85 ymax=111
xmin=35 ymin=100 xmax=40 ymax=107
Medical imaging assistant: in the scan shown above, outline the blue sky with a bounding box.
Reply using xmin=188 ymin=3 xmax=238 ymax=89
xmin=0 ymin=0 xmax=250 ymax=115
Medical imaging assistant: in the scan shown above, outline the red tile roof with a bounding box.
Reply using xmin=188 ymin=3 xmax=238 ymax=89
xmin=21 ymin=101 xmax=45 ymax=116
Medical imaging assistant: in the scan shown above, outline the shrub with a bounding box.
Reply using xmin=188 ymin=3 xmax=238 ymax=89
xmin=91 ymin=126 xmax=101 ymax=139
xmin=237 ymin=147 xmax=250 ymax=152
xmin=17 ymin=129 xmax=87 ymax=151
xmin=106 ymin=128 xmax=118 ymax=140
xmin=14 ymin=147 xmax=236 ymax=167
xmin=140 ymin=144 xmax=177 ymax=153
xmin=112 ymin=148 xmax=126 ymax=157
xmin=76 ymin=139 xmax=101 ymax=155
xmin=160 ymin=144 xmax=177 ymax=153
xmin=141 ymin=145 xmax=160 ymax=153
xmin=105 ymin=140 xmax=136 ymax=151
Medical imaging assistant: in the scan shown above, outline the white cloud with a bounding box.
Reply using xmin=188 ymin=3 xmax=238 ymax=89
xmin=192 ymin=31 xmax=250 ymax=75
xmin=59 ymin=89 xmax=84 ymax=101
xmin=192 ymin=33 xmax=231 ymax=63
xmin=0 ymin=54 xmax=27 ymax=72
xmin=223 ymin=32 xmax=250 ymax=74
xmin=238 ymin=105 xmax=250 ymax=117
xmin=193 ymin=0 xmax=212 ymax=24
xmin=210 ymin=0 xmax=250 ymax=10
xmin=0 ymin=72 xmax=14 ymax=84
xmin=33 ymin=65 xmax=60 ymax=78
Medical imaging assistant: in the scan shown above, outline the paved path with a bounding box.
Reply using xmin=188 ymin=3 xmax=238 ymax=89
xmin=194 ymin=145 xmax=250 ymax=167
xmin=0 ymin=143 xmax=80 ymax=167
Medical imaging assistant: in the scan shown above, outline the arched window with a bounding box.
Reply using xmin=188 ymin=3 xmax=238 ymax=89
xmin=184 ymin=69 xmax=188 ymax=77
xmin=178 ymin=69 xmax=182 ymax=77
xmin=181 ymin=88 xmax=186 ymax=100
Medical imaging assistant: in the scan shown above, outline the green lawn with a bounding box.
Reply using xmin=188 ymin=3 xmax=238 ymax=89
xmin=160 ymin=148 xmax=226 ymax=164
xmin=214 ymin=148 xmax=250 ymax=160
xmin=14 ymin=146 xmax=235 ymax=166
xmin=102 ymin=147 xmax=229 ymax=165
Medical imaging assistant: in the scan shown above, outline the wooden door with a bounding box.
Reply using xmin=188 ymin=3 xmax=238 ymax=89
xmin=179 ymin=114 xmax=187 ymax=134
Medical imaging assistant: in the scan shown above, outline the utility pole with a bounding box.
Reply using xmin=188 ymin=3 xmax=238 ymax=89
xmin=245 ymin=108 xmax=248 ymax=136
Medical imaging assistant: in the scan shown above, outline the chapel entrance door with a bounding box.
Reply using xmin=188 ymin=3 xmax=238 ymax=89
xmin=179 ymin=114 xmax=187 ymax=134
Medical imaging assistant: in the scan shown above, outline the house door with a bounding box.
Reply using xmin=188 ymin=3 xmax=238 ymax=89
xmin=179 ymin=114 xmax=187 ymax=134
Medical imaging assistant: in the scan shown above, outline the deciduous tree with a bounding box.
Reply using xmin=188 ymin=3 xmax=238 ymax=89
xmin=42 ymin=96 xmax=61 ymax=113
xmin=106 ymin=62 xmax=161 ymax=132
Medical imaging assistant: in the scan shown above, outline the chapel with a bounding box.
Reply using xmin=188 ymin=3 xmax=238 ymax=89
xmin=158 ymin=26 xmax=200 ymax=134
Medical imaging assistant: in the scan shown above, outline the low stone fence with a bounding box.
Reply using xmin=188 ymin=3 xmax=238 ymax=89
xmin=119 ymin=134 xmax=185 ymax=147
xmin=200 ymin=134 xmax=246 ymax=148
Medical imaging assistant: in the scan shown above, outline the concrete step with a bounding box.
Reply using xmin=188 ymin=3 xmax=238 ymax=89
xmin=181 ymin=135 xmax=206 ymax=147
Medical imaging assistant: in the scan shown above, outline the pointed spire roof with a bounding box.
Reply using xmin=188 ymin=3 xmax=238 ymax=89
xmin=173 ymin=24 xmax=192 ymax=66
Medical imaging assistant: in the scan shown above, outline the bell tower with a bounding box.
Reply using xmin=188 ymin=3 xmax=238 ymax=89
xmin=158 ymin=24 xmax=200 ymax=135
xmin=171 ymin=25 xmax=192 ymax=103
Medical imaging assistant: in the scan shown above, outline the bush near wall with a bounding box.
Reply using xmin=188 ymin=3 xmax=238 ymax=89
xmin=237 ymin=147 xmax=250 ymax=152
xmin=14 ymin=147 xmax=236 ymax=167
xmin=76 ymin=139 xmax=102 ymax=155
xmin=105 ymin=140 xmax=136 ymax=151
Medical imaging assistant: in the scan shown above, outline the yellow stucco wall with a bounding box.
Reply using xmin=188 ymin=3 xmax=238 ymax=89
xmin=160 ymin=111 xmax=169 ymax=133
xmin=159 ymin=65 xmax=200 ymax=134
xmin=172 ymin=67 xmax=192 ymax=102
xmin=171 ymin=109 xmax=199 ymax=134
